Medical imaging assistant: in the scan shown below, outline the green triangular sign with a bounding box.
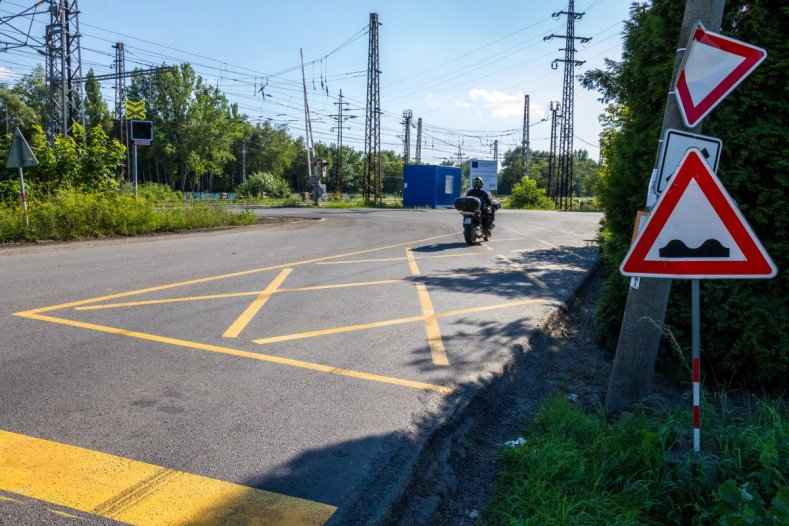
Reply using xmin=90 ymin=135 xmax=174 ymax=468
xmin=6 ymin=127 xmax=38 ymax=169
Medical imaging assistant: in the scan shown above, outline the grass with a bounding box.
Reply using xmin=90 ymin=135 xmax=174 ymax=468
xmin=0 ymin=187 xmax=256 ymax=242
xmin=484 ymin=396 xmax=787 ymax=525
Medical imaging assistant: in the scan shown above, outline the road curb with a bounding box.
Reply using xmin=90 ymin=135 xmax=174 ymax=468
xmin=326 ymin=256 xmax=603 ymax=526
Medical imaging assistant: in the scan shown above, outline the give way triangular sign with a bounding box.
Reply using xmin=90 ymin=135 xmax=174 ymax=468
xmin=675 ymin=22 xmax=767 ymax=127
xmin=621 ymin=149 xmax=776 ymax=279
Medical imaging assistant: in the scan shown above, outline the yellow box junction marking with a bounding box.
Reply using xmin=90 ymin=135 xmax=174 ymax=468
xmin=12 ymin=232 xmax=543 ymax=396
xmin=416 ymin=283 xmax=449 ymax=366
xmin=223 ymin=268 xmax=292 ymax=338
xmin=0 ymin=429 xmax=335 ymax=525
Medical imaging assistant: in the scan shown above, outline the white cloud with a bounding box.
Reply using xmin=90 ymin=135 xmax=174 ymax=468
xmin=466 ymin=88 xmax=524 ymax=119
xmin=0 ymin=67 xmax=13 ymax=82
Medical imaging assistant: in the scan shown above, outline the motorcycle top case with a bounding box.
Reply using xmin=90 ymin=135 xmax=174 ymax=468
xmin=454 ymin=196 xmax=481 ymax=213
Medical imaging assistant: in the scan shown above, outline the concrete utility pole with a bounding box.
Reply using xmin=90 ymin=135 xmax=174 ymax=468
xmin=415 ymin=117 xmax=423 ymax=164
xmin=492 ymin=140 xmax=499 ymax=163
xmin=401 ymin=109 xmax=412 ymax=164
xmin=522 ymin=94 xmax=530 ymax=179
xmin=548 ymin=101 xmax=561 ymax=200
xmin=605 ymin=0 xmax=726 ymax=416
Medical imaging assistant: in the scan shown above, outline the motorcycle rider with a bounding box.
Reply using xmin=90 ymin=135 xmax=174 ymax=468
xmin=466 ymin=176 xmax=496 ymax=230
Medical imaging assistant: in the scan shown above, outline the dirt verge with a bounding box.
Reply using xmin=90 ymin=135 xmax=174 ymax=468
xmin=387 ymin=264 xmax=682 ymax=525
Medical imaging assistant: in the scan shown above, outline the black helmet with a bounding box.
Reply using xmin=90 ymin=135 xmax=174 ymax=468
xmin=472 ymin=177 xmax=483 ymax=189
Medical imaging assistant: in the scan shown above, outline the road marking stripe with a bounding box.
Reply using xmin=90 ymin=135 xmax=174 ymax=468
xmin=316 ymin=253 xmax=479 ymax=265
xmin=416 ymin=283 xmax=449 ymax=366
xmin=406 ymin=248 xmax=421 ymax=275
xmin=15 ymin=312 xmax=453 ymax=395
xmin=0 ymin=495 xmax=23 ymax=504
xmin=497 ymin=255 xmax=548 ymax=289
xmin=16 ymin=233 xmax=455 ymax=316
xmin=223 ymin=269 xmax=291 ymax=338
xmin=437 ymin=298 xmax=550 ymax=318
xmin=0 ymin=429 xmax=336 ymax=525
xmin=47 ymin=509 xmax=87 ymax=521
xmin=75 ymin=280 xmax=405 ymax=311
xmin=253 ymin=316 xmax=426 ymax=345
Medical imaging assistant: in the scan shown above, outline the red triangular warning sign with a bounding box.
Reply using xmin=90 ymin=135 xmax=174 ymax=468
xmin=675 ymin=22 xmax=767 ymax=128
xmin=621 ymin=149 xmax=776 ymax=279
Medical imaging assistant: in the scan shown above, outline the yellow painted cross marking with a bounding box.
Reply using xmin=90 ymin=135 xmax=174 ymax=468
xmin=406 ymin=248 xmax=421 ymax=275
xmin=16 ymin=310 xmax=454 ymax=395
xmin=223 ymin=269 xmax=292 ymax=338
xmin=416 ymin=283 xmax=449 ymax=366
xmin=497 ymin=254 xmax=548 ymax=289
xmin=0 ymin=429 xmax=335 ymax=525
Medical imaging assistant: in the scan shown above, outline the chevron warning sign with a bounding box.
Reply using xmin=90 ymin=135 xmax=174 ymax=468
xmin=125 ymin=100 xmax=146 ymax=120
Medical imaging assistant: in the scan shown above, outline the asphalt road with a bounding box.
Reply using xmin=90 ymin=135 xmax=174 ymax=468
xmin=0 ymin=207 xmax=601 ymax=525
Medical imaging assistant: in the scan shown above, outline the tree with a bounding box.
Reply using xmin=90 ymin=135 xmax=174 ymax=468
xmin=84 ymin=69 xmax=113 ymax=135
xmin=581 ymin=0 xmax=787 ymax=388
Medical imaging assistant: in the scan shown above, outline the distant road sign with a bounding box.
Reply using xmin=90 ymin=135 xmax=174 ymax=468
xmin=5 ymin=128 xmax=38 ymax=169
xmin=656 ymin=129 xmax=721 ymax=194
xmin=621 ymin=149 xmax=776 ymax=279
xmin=125 ymin=100 xmax=146 ymax=120
xmin=675 ymin=22 xmax=767 ymax=127
xmin=130 ymin=120 xmax=153 ymax=142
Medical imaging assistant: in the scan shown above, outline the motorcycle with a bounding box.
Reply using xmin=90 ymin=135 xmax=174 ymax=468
xmin=454 ymin=196 xmax=500 ymax=245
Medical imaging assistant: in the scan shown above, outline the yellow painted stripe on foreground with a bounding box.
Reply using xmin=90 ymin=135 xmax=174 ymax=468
xmin=223 ymin=269 xmax=292 ymax=338
xmin=0 ymin=429 xmax=335 ymax=526
xmin=416 ymin=283 xmax=449 ymax=366
xmin=15 ymin=312 xmax=454 ymax=396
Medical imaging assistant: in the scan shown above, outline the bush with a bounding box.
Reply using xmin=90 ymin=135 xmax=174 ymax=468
xmin=507 ymin=177 xmax=554 ymax=209
xmin=0 ymin=188 xmax=254 ymax=242
xmin=235 ymin=171 xmax=291 ymax=199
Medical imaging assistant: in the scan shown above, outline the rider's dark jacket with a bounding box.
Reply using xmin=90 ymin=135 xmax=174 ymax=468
xmin=465 ymin=187 xmax=494 ymax=211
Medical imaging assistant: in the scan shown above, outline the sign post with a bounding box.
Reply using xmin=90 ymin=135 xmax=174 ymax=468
xmin=129 ymin=119 xmax=154 ymax=198
xmin=5 ymin=126 xmax=39 ymax=226
xmin=621 ymin=149 xmax=776 ymax=457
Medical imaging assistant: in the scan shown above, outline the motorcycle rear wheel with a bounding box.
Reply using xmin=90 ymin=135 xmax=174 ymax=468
xmin=463 ymin=225 xmax=475 ymax=245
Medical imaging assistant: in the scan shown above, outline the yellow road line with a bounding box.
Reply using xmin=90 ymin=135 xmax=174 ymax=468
xmin=316 ymin=253 xmax=478 ymax=265
xmin=75 ymin=291 xmax=261 ymax=311
xmin=0 ymin=495 xmax=23 ymax=504
xmin=497 ymin=254 xmax=548 ymax=289
xmin=0 ymin=429 xmax=335 ymax=525
xmin=15 ymin=311 xmax=453 ymax=396
xmin=47 ymin=509 xmax=87 ymax=521
xmin=223 ymin=269 xmax=292 ymax=338
xmin=253 ymin=316 xmax=425 ymax=345
xmin=483 ymin=244 xmax=493 ymax=251
xmin=406 ymin=248 xmax=421 ymax=275
xmin=416 ymin=283 xmax=449 ymax=366
xmin=16 ymin=233 xmax=455 ymax=316
xmin=437 ymin=298 xmax=550 ymax=318
xmin=75 ymin=280 xmax=404 ymax=311
xmin=532 ymin=239 xmax=585 ymax=260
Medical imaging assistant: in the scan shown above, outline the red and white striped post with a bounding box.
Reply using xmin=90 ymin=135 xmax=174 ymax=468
xmin=691 ymin=279 xmax=701 ymax=458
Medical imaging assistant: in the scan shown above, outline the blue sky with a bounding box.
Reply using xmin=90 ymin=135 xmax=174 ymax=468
xmin=1 ymin=0 xmax=638 ymax=163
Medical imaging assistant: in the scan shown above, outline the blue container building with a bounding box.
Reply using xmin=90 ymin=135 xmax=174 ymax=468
xmin=402 ymin=165 xmax=462 ymax=208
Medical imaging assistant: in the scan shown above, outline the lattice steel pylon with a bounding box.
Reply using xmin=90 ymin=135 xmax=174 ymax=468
xmin=544 ymin=0 xmax=590 ymax=210
xmin=402 ymin=109 xmax=412 ymax=164
xmin=364 ymin=12 xmax=381 ymax=204
xmin=45 ymin=0 xmax=86 ymax=139
xmin=415 ymin=117 xmax=422 ymax=165
xmin=113 ymin=42 xmax=128 ymax=179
